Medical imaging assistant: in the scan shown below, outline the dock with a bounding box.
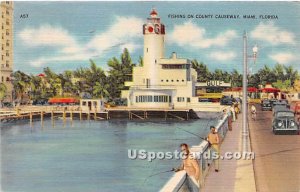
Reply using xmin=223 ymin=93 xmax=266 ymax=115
xmin=0 ymin=106 xmax=197 ymax=123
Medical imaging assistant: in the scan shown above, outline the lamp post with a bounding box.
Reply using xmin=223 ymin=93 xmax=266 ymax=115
xmin=242 ymin=31 xmax=258 ymax=152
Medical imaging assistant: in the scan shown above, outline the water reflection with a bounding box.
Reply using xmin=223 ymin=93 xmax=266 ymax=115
xmin=1 ymin=119 xmax=217 ymax=192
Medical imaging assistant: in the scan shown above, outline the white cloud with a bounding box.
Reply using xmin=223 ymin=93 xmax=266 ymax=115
xmin=18 ymin=16 xmax=143 ymax=67
xmin=87 ymin=16 xmax=143 ymax=53
xmin=168 ymin=22 xmax=237 ymax=48
xmin=30 ymin=54 xmax=96 ymax=67
xmin=250 ymin=22 xmax=295 ymax=45
xmin=208 ymin=51 xmax=236 ymax=61
xmin=19 ymin=25 xmax=79 ymax=48
xmin=269 ymin=52 xmax=296 ymax=64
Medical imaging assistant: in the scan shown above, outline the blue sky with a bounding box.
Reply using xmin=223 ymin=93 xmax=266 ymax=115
xmin=13 ymin=1 xmax=300 ymax=75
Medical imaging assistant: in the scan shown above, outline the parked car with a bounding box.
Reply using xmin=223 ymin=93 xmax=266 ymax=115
xmin=198 ymin=98 xmax=212 ymax=102
xmin=261 ymin=99 xmax=272 ymax=111
xmin=272 ymin=107 xmax=299 ymax=135
xmin=269 ymin=99 xmax=278 ymax=108
xmin=272 ymin=100 xmax=288 ymax=110
xmin=32 ymin=99 xmax=48 ymax=105
xmin=220 ymin=96 xmax=235 ymax=106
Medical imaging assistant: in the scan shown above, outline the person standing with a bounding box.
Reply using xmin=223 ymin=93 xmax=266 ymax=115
xmin=251 ymin=104 xmax=257 ymax=121
xmin=174 ymin=143 xmax=200 ymax=182
xmin=207 ymin=126 xmax=220 ymax=172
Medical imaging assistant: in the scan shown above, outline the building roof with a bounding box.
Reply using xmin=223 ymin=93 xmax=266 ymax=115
xmin=48 ymin=98 xmax=79 ymax=103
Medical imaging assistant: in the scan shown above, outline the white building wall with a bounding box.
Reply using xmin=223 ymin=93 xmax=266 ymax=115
xmin=143 ymin=29 xmax=164 ymax=86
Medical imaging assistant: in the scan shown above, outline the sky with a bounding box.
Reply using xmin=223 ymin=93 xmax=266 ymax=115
xmin=13 ymin=1 xmax=300 ymax=75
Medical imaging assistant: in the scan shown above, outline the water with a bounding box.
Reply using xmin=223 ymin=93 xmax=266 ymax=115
xmin=1 ymin=118 xmax=218 ymax=192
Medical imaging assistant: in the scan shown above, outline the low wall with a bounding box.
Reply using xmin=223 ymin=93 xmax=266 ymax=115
xmin=160 ymin=114 xmax=229 ymax=192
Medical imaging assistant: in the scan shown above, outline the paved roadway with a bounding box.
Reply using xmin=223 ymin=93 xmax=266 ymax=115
xmin=249 ymin=104 xmax=300 ymax=192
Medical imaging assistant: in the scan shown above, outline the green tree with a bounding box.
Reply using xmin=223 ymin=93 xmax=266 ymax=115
xmin=272 ymin=80 xmax=291 ymax=91
xmin=12 ymin=71 xmax=31 ymax=102
xmin=107 ymin=48 xmax=133 ymax=99
xmin=273 ymin=63 xmax=285 ymax=81
xmin=93 ymin=82 xmax=109 ymax=99
xmin=138 ymin=56 xmax=143 ymax=67
xmin=231 ymin=69 xmax=242 ymax=87
xmin=284 ymin=65 xmax=298 ymax=87
xmin=191 ymin=59 xmax=210 ymax=82
xmin=0 ymin=83 xmax=7 ymax=106
xmin=43 ymin=67 xmax=62 ymax=97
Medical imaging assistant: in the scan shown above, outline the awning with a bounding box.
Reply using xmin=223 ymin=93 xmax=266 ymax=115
xmin=259 ymin=88 xmax=280 ymax=93
xmin=48 ymin=98 xmax=79 ymax=104
xmin=224 ymin=87 xmax=258 ymax=92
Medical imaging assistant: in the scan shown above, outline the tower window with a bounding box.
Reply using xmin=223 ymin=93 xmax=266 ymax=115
xmin=182 ymin=79 xmax=184 ymax=82
xmin=177 ymin=80 xmax=179 ymax=82
xmin=1 ymin=76 xmax=3 ymax=82
xmin=166 ymin=80 xmax=169 ymax=82
xmin=147 ymin=48 xmax=148 ymax=52
xmin=171 ymin=80 xmax=174 ymax=82
xmin=161 ymin=80 xmax=163 ymax=82
xmin=155 ymin=59 xmax=157 ymax=64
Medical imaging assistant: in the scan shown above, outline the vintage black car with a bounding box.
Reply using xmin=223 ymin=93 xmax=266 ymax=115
xmin=269 ymin=99 xmax=278 ymax=107
xmin=272 ymin=106 xmax=299 ymax=135
xmin=272 ymin=100 xmax=289 ymax=110
xmin=220 ymin=96 xmax=235 ymax=106
xmin=261 ymin=99 xmax=272 ymax=111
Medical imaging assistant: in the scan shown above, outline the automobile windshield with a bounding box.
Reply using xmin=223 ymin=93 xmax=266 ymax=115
xmin=276 ymin=112 xmax=294 ymax=117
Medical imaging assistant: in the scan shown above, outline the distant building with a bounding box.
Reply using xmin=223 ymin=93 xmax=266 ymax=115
xmin=121 ymin=9 xmax=200 ymax=109
xmin=0 ymin=1 xmax=13 ymax=101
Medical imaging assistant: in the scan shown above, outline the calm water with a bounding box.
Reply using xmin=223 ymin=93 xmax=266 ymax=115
xmin=1 ymin=118 xmax=217 ymax=192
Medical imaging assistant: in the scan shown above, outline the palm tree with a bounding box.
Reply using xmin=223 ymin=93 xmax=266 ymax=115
xmin=273 ymin=63 xmax=285 ymax=81
xmin=231 ymin=69 xmax=242 ymax=87
xmin=93 ymin=82 xmax=110 ymax=99
xmin=12 ymin=71 xmax=31 ymax=103
xmin=0 ymin=83 xmax=7 ymax=106
xmin=284 ymin=65 xmax=298 ymax=87
xmin=191 ymin=59 xmax=210 ymax=82
xmin=107 ymin=48 xmax=133 ymax=99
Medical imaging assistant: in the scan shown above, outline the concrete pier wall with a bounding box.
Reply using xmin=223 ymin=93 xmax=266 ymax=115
xmin=160 ymin=114 xmax=229 ymax=192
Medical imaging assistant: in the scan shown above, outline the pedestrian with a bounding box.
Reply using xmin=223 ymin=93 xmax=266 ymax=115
xmin=207 ymin=126 xmax=220 ymax=172
xmin=230 ymin=106 xmax=236 ymax=121
xmin=222 ymin=109 xmax=227 ymax=119
xmin=174 ymin=143 xmax=200 ymax=182
xmin=234 ymin=104 xmax=239 ymax=119
xmin=251 ymin=104 xmax=257 ymax=121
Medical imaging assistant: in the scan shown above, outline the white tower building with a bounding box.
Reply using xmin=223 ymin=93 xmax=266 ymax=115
xmin=143 ymin=9 xmax=165 ymax=87
xmin=122 ymin=8 xmax=199 ymax=109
